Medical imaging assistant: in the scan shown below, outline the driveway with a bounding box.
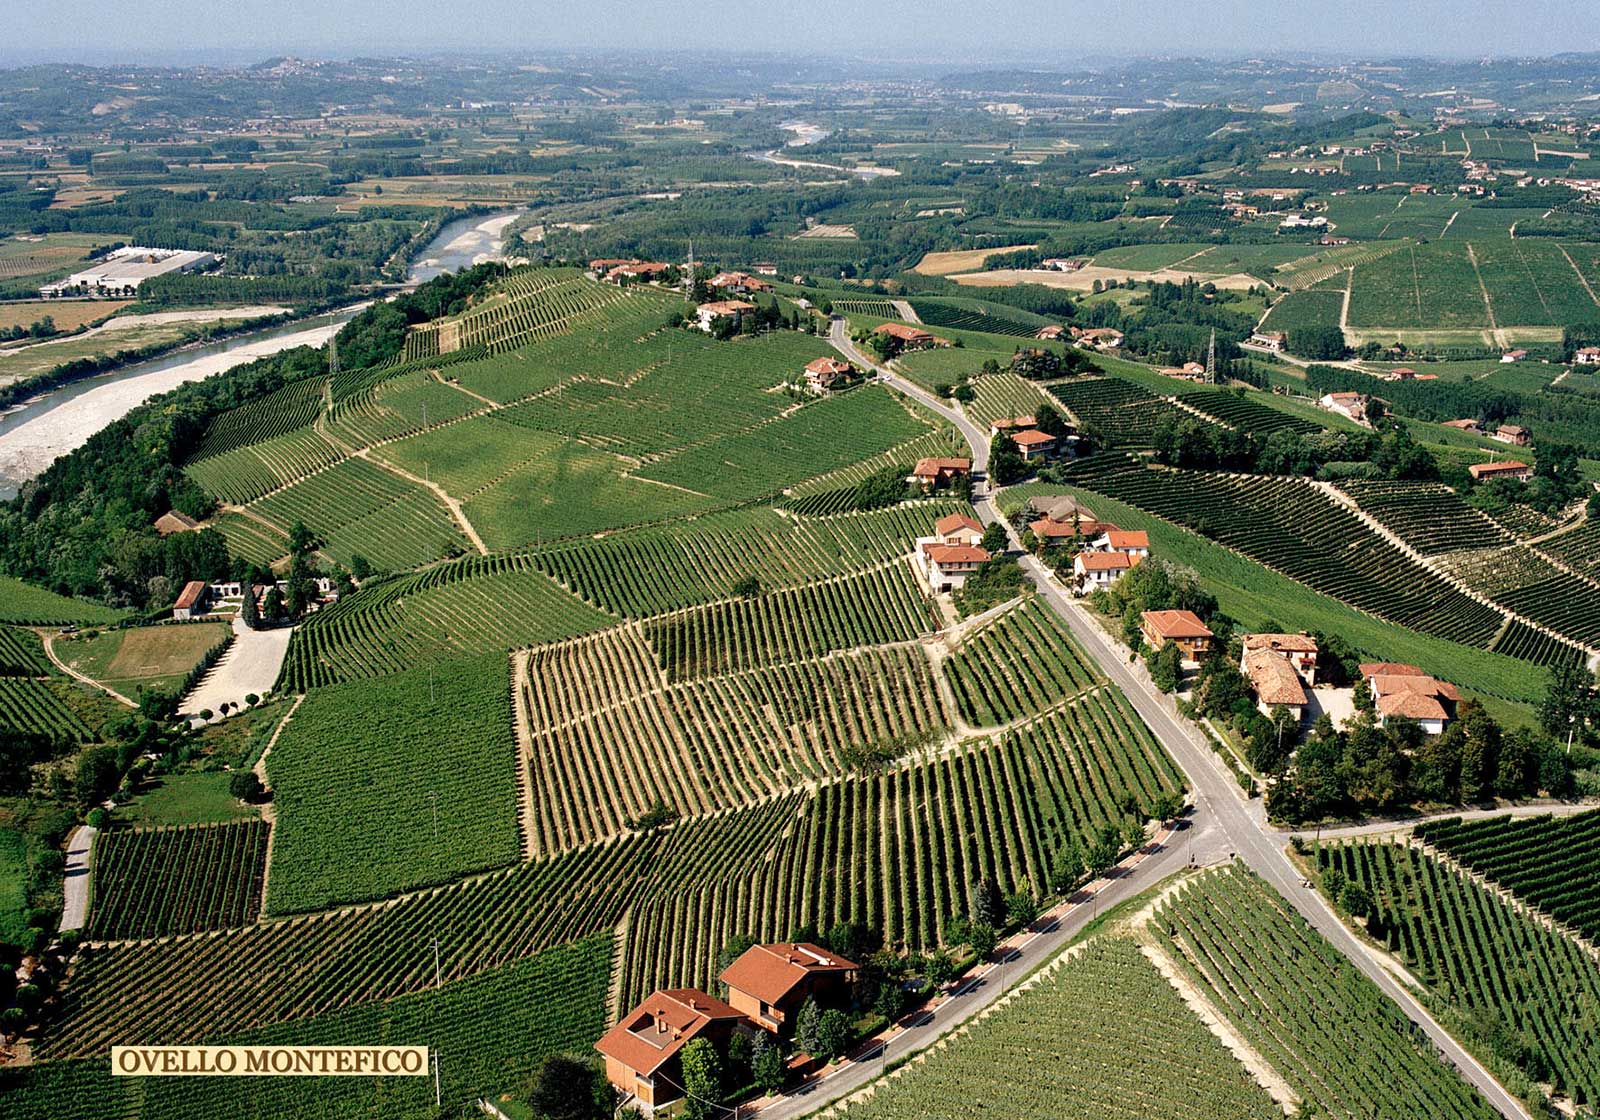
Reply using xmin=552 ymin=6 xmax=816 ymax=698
xmin=178 ymin=617 xmax=294 ymax=721
xmin=59 ymin=824 xmax=95 ymax=932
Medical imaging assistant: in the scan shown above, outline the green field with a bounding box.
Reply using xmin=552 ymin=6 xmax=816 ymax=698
xmin=59 ymin=621 xmax=230 ymax=698
xmin=265 ymin=653 xmax=521 ymax=913
xmin=0 ymin=577 xmax=127 ymax=627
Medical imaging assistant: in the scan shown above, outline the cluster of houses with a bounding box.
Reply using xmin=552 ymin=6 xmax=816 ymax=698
xmin=597 ymin=943 xmax=858 ymax=1112
xmin=1319 ymin=390 xmax=1372 ymax=426
xmin=800 ymin=356 xmax=860 ymax=394
xmin=1016 ymin=496 xmax=1151 ymax=593
xmin=989 ymin=414 xmax=1064 ymax=462
xmin=172 ymin=578 xmax=340 ymax=622
xmin=589 ymin=258 xmax=674 ymax=284
xmin=1069 ymin=326 xmax=1125 ymax=351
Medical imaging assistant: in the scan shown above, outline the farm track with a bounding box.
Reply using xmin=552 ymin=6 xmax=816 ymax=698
xmin=351 ymin=447 xmax=488 ymax=556
xmin=40 ymin=631 xmax=135 ymax=707
xmin=252 ymin=693 xmax=304 ymax=910
xmin=1465 ymin=243 xmax=1499 ymax=331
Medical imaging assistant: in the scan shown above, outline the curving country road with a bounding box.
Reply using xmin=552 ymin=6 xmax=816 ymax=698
xmin=823 ymin=318 xmax=1532 ymax=1120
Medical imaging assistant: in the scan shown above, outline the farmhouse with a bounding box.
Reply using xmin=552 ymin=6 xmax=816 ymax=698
xmin=605 ymin=261 xmax=673 ymax=284
xmin=1072 ymin=327 xmax=1124 ymax=350
xmin=153 ymin=510 xmax=201 ymax=535
xmin=923 ymin=512 xmax=985 ymax=549
xmin=1249 ymin=330 xmax=1287 ymax=351
xmin=989 ymin=414 xmax=1037 ymax=436
xmin=922 ymin=543 xmax=990 ymax=592
xmin=1091 ymin=529 xmax=1149 ymax=558
xmin=709 ymin=270 xmax=772 ymax=294
xmin=596 ymin=988 xmax=748 ymax=1112
xmin=720 ymin=943 xmax=859 ymax=1037
xmin=1140 ymin=609 xmax=1214 ymax=661
xmin=908 ymin=457 xmax=971 ymax=491
xmin=172 ymin=580 xmax=210 ymax=620
xmin=695 ymin=299 xmax=756 ymax=332
xmin=873 ymin=322 xmax=950 ymax=350
xmin=1010 ymin=429 xmax=1057 ymax=461
xmin=1073 ymin=549 xmax=1141 ymax=593
xmin=1501 ymin=349 xmax=1528 ymax=363
xmin=1029 ymin=495 xmax=1095 ymax=524
xmin=1034 ymin=324 xmax=1068 ymax=340
xmin=1493 ymin=424 xmax=1530 ymax=447
xmin=1241 ymin=648 xmax=1309 ymax=722
xmin=1359 ymin=663 xmax=1459 ymax=735
xmin=1442 ymin=418 xmax=1482 ymax=433
xmin=1576 ymin=347 xmax=1600 ymax=366
xmin=1159 ymin=361 xmax=1207 ymax=382
xmin=802 ymin=356 xmax=856 ymax=393
xmin=1241 ymin=632 xmax=1319 ymax=683
xmin=1319 ymin=391 xmax=1370 ymax=425
xmin=40 ymin=246 xmax=218 ymax=299
xmin=1468 ymin=459 xmax=1533 ymax=482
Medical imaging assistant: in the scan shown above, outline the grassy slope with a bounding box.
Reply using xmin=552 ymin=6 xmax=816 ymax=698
xmin=0 ymin=577 xmax=127 ymax=627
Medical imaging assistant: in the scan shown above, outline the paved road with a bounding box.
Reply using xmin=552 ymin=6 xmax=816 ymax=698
xmin=59 ymin=824 xmax=95 ymax=932
xmin=828 ymin=321 xmax=1532 ymax=1120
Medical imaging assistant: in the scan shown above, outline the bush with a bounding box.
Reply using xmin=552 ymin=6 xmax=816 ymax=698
xmin=229 ymin=771 xmax=264 ymax=802
xmin=85 ymin=808 xmax=107 ymax=829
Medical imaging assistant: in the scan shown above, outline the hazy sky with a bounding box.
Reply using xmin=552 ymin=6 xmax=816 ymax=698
xmin=5 ymin=0 xmax=1600 ymax=64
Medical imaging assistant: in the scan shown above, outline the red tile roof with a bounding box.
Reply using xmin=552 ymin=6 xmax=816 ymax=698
xmin=1011 ymin=429 xmax=1056 ymax=447
xmin=1243 ymin=648 xmax=1308 ymax=707
xmin=1078 ymin=551 xmax=1139 ymax=572
xmin=911 ymin=457 xmax=971 ymax=478
xmin=1099 ymin=530 xmax=1148 ymax=550
xmin=698 ymin=299 xmax=756 ymax=315
xmin=1359 ymin=662 xmax=1426 ymax=678
xmin=1244 ymin=633 xmax=1318 ymax=655
xmin=926 ymin=544 xmax=990 ymax=566
xmin=935 ymin=513 xmax=983 ymax=536
xmin=174 ymin=580 xmax=207 ymax=611
xmin=1468 ymin=460 xmax=1530 ymax=479
xmin=874 ymin=322 xmax=933 ymax=342
xmin=595 ymin=989 xmax=745 ymax=1076
xmin=1376 ymin=690 xmax=1449 ymax=721
xmin=805 ymin=357 xmax=854 ymax=376
xmin=719 ymin=944 xmax=857 ymax=1007
xmin=1142 ymin=609 xmax=1213 ymax=640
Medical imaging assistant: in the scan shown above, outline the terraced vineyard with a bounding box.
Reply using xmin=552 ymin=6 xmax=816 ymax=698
xmin=86 ymin=821 xmax=269 ymax=940
xmin=831 ymin=298 xmax=899 ymax=318
xmin=964 ymin=372 xmax=1052 ymax=428
xmin=1178 ymin=387 xmax=1322 ymax=435
xmin=1062 ymin=455 xmax=1507 ymax=651
xmin=0 ymin=678 xmax=94 ymax=741
xmin=37 ymin=840 xmax=646 ymax=1059
xmin=278 ymin=553 xmax=612 ymax=690
xmin=641 ymin=562 xmax=940 ymax=681
xmin=0 ymin=937 xmax=612 ymax=1120
xmin=522 ymin=629 xmax=949 ymax=854
xmin=822 ymin=939 xmax=1282 ymax=1120
xmin=402 ymin=268 xmax=651 ymax=356
xmin=323 ymin=366 xmax=482 ymax=447
xmin=618 ymin=690 xmax=1183 ymax=1005
xmin=1487 ymin=618 xmax=1586 ymax=666
xmin=1337 ymin=480 xmax=1515 ymax=555
xmin=209 ymin=512 xmax=289 ymax=568
xmin=249 ymin=456 xmax=469 ymax=572
xmin=0 ymin=626 xmax=50 ymax=676
xmin=1156 ymin=866 xmax=1500 ymax=1120
xmin=531 ymin=502 xmax=963 ymax=618
xmin=942 ymin=599 xmax=1100 ymax=726
xmin=1321 ymin=841 xmax=1600 ymax=1106
xmin=1417 ymin=811 xmax=1600 ymax=942
xmin=1049 ymin=378 xmax=1179 ymax=447
xmin=1439 ymin=545 xmax=1600 ymax=648
xmin=183 ymin=427 xmax=346 ymax=506
xmin=186 ymin=375 xmax=329 ymax=463
xmin=1540 ymin=518 xmax=1600 ymax=579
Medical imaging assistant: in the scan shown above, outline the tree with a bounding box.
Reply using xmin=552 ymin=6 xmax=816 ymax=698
xmin=980 ymin=523 xmax=1008 ymax=554
xmin=1150 ymin=790 xmax=1185 ymax=824
xmin=924 ymin=949 xmax=955 ymax=988
xmin=965 ymin=920 xmax=998 ymax=960
xmin=1050 ymin=835 xmax=1086 ymax=892
xmin=988 ymin=437 xmax=1027 ymax=486
xmin=815 ymin=1008 xmax=851 ymax=1062
xmin=349 ymin=554 xmax=373 ymax=580
xmin=680 ymin=1037 xmax=723 ymax=1120
xmin=1351 ymin=677 xmax=1374 ymax=714
xmin=1539 ymin=659 xmax=1595 ymax=741
xmin=751 ymin=1032 xmax=785 ymax=1095
xmin=732 ymin=575 xmax=761 ymax=599
xmin=229 ymin=771 xmax=264 ymax=802
xmin=75 ymin=745 xmax=120 ymax=807
xmin=1149 ymin=641 xmax=1182 ymax=693
xmin=528 ymin=1053 xmax=600 ymax=1120
xmin=970 ymin=876 xmax=1003 ymax=928
xmin=1087 ymin=824 xmax=1121 ymax=877
xmin=1005 ymin=890 xmax=1039 ymax=929
xmin=1339 ymin=881 xmax=1373 ymax=919
xmin=795 ymin=997 xmax=823 ymax=1056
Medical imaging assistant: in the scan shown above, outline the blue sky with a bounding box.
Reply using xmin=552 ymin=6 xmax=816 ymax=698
xmin=5 ymin=0 xmax=1599 ymax=64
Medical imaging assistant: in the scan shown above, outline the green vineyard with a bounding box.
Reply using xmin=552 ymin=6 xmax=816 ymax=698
xmin=1320 ymin=841 xmax=1600 ymax=1106
xmin=522 ymin=629 xmax=949 ymax=854
xmin=0 ymin=626 xmax=50 ymax=677
xmin=824 ymin=938 xmax=1282 ymax=1120
xmin=1339 ymin=480 xmax=1515 ymax=555
xmin=1156 ymin=866 xmax=1499 ymax=1119
xmin=942 ymin=598 xmax=1101 ymax=726
xmin=1049 ymin=378 xmax=1179 ymax=447
xmin=1061 ymin=454 xmax=1511 ymax=652
xmin=0 ymin=678 xmax=94 ymax=741
xmin=1178 ymin=387 xmax=1323 ymax=436
xmin=616 ymin=687 xmax=1184 ymax=1007
xmin=1417 ymin=810 xmax=1600 ymax=943
xmin=186 ymin=375 xmax=329 ymax=463
xmin=86 ymin=820 xmax=269 ymax=940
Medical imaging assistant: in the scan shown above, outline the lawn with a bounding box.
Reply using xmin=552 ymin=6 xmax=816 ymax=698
xmin=114 ymin=771 xmax=259 ymax=828
xmin=60 ymin=621 xmax=230 ymax=698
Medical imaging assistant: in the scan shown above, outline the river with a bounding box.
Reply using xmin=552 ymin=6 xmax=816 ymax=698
xmin=0 ymin=209 xmax=521 ymax=496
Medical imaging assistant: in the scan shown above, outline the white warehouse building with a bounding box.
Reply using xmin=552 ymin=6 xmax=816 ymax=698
xmin=40 ymin=246 xmax=219 ymax=299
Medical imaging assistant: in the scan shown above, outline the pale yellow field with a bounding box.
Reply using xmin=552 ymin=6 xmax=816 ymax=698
xmin=949 ymin=266 xmax=1262 ymax=292
xmin=0 ymin=300 xmax=129 ymax=332
xmin=913 ymin=244 xmax=1036 ymax=276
